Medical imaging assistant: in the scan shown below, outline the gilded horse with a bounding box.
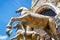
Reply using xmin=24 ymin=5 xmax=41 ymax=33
xmin=6 ymin=7 xmax=59 ymax=40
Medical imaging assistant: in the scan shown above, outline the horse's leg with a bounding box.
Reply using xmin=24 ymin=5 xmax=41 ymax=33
xmin=7 ymin=17 xmax=22 ymax=26
xmin=7 ymin=13 xmax=29 ymax=27
xmin=6 ymin=17 xmax=23 ymax=36
xmin=6 ymin=17 xmax=17 ymax=36
xmin=6 ymin=14 xmax=29 ymax=36
xmin=49 ymin=20 xmax=59 ymax=40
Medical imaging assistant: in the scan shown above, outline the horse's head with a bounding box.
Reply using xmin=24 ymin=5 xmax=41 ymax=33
xmin=16 ymin=7 xmax=29 ymax=16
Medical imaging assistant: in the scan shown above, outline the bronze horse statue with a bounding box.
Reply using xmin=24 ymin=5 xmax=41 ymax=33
xmin=6 ymin=7 xmax=59 ymax=40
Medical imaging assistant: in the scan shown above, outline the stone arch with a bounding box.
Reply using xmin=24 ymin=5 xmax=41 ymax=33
xmin=35 ymin=3 xmax=57 ymax=17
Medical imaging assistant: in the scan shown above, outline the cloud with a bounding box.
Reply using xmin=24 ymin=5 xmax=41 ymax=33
xmin=0 ymin=35 xmax=8 ymax=40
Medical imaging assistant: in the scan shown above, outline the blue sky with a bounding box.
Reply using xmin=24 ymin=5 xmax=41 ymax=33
xmin=0 ymin=0 xmax=31 ymax=40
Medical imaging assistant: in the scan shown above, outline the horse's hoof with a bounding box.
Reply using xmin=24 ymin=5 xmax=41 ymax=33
xmin=6 ymin=25 xmax=12 ymax=29
xmin=6 ymin=28 xmax=12 ymax=37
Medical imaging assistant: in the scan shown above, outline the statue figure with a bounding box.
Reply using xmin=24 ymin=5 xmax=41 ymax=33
xmin=6 ymin=0 xmax=60 ymax=40
xmin=6 ymin=7 xmax=59 ymax=40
